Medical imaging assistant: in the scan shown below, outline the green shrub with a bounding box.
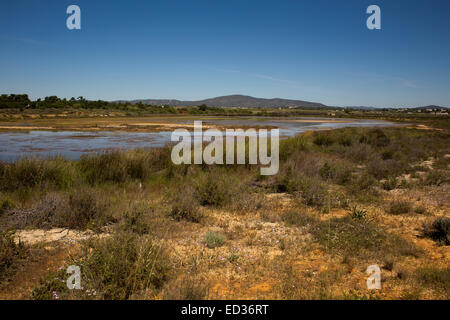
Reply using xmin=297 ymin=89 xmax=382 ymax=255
xmin=387 ymin=200 xmax=411 ymax=215
xmin=281 ymin=210 xmax=316 ymax=227
xmin=293 ymin=176 xmax=330 ymax=209
xmin=195 ymin=174 xmax=227 ymax=206
xmin=414 ymin=205 xmax=428 ymax=215
xmin=80 ymin=149 xmax=170 ymax=184
xmin=344 ymin=143 xmax=372 ymax=163
xmin=279 ymin=135 xmax=311 ymax=160
xmin=121 ymin=205 xmax=150 ymax=235
xmin=310 ymin=216 xmax=419 ymax=259
xmin=313 ymin=132 xmax=334 ymax=146
xmin=54 ymin=189 xmax=114 ymax=230
xmin=275 ymin=165 xmax=295 ymax=193
xmin=169 ymin=189 xmax=202 ymax=223
xmin=319 ymin=161 xmax=332 ymax=180
xmin=77 ymin=232 xmax=170 ymax=299
xmin=336 ymin=132 xmax=353 ymax=147
xmin=424 ymin=170 xmax=448 ymax=186
xmin=343 ymin=289 xmax=381 ymax=300
xmin=31 ymin=270 xmax=69 ymax=300
xmin=422 ymin=217 xmax=450 ymax=245
xmin=380 ymin=148 xmax=395 ymax=160
xmin=0 ymin=197 xmax=15 ymax=215
xmin=129 ymin=148 xmax=170 ymax=179
xmin=359 ymin=129 xmax=390 ymax=147
xmin=0 ymin=232 xmax=27 ymax=282
xmin=319 ymin=160 xmax=352 ymax=185
xmin=230 ymin=192 xmax=264 ymax=213
xmin=350 ymin=173 xmax=377 ymax=192
xmin=204 ymin=231 xmax=226 ymax=248
xmin=367 ymin=157 xmax=391 ymax=179
xmin=194 ymin=170 xmax=243 ymax=208
xmin=349 ymin=206 xmax=367 ymax=220
xmin=80 ymin=151 xmax=129 ymax=184
xmin=416 ymin=267 xmax=450 ymax=295
xmin=0 ymin=157 xmax=75 ymax=191
xmin=163 ymin=277 xmax=209 ymax=300
xmin=382 ymin=177 xmax=398 ymax=191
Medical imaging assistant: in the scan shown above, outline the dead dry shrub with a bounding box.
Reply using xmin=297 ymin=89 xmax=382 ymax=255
xmin=2 ymin=190 xmax=114 ymax=231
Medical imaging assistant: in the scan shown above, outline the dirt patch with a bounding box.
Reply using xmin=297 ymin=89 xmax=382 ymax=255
xmin=14 ymin=228 xmax=108 ymax=245
xmin=0 ymin=245 xmax=76 ymax=299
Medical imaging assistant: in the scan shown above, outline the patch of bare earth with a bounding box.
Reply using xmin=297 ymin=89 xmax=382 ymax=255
xmin=0 ymin=229 xmax=108 ymax=299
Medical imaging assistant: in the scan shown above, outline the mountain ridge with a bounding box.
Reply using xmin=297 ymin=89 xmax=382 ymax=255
xmin=120 ymin=94 xmax=329 ymax=109
xmin=115 ymin=94 xmax=448 ymax=110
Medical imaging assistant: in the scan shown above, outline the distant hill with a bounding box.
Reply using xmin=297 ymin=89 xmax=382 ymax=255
xmin=412 ymin=105 xmax=449 ymax=111
xmin=115 ymin=95 xmax=448 ymax=110
xmin=345 ymin=106 xmax=377 ymax=110
xmin=122 ymin=95 xmax=330 ymax=109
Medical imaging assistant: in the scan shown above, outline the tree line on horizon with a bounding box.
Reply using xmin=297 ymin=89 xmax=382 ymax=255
xmin=0 ymin=94 xmax=242 ymax=115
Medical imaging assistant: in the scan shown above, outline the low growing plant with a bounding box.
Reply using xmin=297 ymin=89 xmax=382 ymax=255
xmin=204 ymin=231 xmax=226 ymax=248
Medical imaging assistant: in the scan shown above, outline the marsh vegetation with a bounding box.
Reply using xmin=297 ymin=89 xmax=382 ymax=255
xmin=0 ymin=125 xmax=449 ymax=299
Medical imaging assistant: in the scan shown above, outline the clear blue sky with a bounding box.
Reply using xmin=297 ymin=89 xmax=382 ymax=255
xmin=1 ymin=0 xmax=449 ymax=108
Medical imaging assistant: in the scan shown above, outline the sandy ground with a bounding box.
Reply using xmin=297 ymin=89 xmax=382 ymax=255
xmin=14 ymin=228 xmax=108 ymax=245
xmin=2 ymin=187 xmax=448 ymax=300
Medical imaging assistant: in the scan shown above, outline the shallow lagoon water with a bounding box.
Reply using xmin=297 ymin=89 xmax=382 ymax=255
xmin=0 ymin=117 xmax=395 ymax=162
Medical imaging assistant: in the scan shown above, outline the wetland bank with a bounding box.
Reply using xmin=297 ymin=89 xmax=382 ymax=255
xmin=0 ymin=114 xmax=448 ymax=300
xmin=0 ymin=116 xmax=394 ymax=161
